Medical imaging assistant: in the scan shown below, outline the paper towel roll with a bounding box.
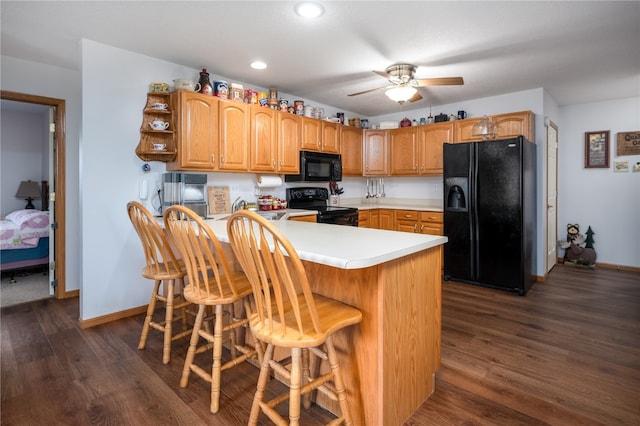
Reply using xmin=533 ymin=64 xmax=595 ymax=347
xmin=256 ymin=175 xmax=283 ymax=188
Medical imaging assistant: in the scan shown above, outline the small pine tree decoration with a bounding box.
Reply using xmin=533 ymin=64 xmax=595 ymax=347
xmin=585 ymin=226 xmax=595 ymax=249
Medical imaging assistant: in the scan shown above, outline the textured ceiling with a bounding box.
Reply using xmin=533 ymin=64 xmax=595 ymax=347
xmin=2 ymin=1 xmax=639 ymax=117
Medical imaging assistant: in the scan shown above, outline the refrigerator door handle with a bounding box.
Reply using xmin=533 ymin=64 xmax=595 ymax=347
xmin=472 ymin=145 xmax=479 ymax=280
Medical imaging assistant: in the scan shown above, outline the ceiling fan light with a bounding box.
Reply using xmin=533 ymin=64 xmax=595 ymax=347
xmin=385 ymin=86 xmax=417 ymax=103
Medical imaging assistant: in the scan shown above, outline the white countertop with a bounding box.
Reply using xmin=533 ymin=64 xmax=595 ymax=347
xmin=339 ymin=198 xmax=444 ymax=212
xmin=203 ymin=217 xmax=447 ymax=270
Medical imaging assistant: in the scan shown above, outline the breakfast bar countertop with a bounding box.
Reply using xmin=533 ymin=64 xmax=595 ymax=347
xmin=203 ymin=217 xmax=447 ymax=270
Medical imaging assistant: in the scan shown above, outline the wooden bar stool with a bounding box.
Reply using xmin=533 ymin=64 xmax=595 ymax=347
xmin=127 ymin=201 xmax=193 ymax=364
xmin=227 ymin=210 xmax=363 ymax=426
xmin=163 ymin=205 xmax=263 ymax=414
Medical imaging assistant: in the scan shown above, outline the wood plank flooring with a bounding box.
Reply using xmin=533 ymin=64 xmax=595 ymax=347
xmin=2 ymin=264 xmax=639 ymax=425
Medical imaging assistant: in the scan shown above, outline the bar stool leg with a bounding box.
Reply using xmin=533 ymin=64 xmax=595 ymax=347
xmin=210 ymin=304 xmax=224 ymax=413
xmin=162 ymin=279 xmax=175 ymax=364
xmin=249 ymin=344 xmax=274 ymax=426
xmin=181 ymin=304 xmax=205 ymax=388
xmin=326 ymin=336 xmax=354 ymax=426
xmin=138 ymin=279 xmax=161 ymax=351
xmin=289 ymin=347 xmax=302 ymax=426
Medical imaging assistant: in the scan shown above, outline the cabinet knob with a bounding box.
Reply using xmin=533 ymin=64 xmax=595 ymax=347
xmin=413 ymin=224 xmax=418 ymax=232
xmin=220 ymin=155 xmax=225 ymax=163
xmin=272 ymin=159 xmax=276 ymax=168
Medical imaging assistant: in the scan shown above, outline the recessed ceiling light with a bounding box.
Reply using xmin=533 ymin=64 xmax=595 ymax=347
xmin=250 ymin=61 xmax=267 ymax=70
xmin=295 ymin=2 xmax=324 ymax=18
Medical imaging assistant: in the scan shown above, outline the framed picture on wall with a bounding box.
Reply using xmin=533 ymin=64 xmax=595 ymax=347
xmin=584 ymin=130 xmax=610 ymax=168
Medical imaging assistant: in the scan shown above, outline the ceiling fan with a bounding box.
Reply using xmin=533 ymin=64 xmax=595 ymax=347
xmin=348 ymin=63 xmax=464 ymax=104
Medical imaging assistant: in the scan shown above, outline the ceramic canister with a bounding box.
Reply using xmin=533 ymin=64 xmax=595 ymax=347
xmin=213 ymin=80 xmax=229 ymax=99
xmin=294 ymin=100 xmax=304 ymax=115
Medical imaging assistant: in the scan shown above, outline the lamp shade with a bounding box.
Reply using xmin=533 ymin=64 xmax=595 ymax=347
xmin=385 ymin=85 xmax=417 ymax=104
xmin=15 ymin=180 xmax=41 ymax=209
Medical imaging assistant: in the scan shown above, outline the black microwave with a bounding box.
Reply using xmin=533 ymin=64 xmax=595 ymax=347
xmin=285 ymin=151 xmax=342 ymax=182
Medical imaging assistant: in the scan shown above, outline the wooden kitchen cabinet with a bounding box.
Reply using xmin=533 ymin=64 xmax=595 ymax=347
xmin=418 ymin=122 xmax=454 ymax=175
xmin=300 ymin=117 xmax=340 ymax=153
xmin=321 ymin=121 xmax=340 ymax=153
xmin=276 ymin=111 xmax=301 ymax=173
xmin=453 ymin=110 xmax=534 ymax=143
xmin=370 ymin=210 xmax=380 ymax=229
xmin=363 ymin=130 xmax=389 ymax=175
xmin=358 ymin=210 xmax=370 ymax=228
xmin=249 ymin=106 xmax=278 ymax=172
xmin=218 ymin=99 xmax=250 ymax=171
xmin=168 ymin=90 xmax=219 ymax=171
xmin=340 ymin=126 xmax=363 ymax=175
xmin=395 ymin=209 xmax=420 ymax=233
xmin=494 ymin=111 xmax=534 ymax=141
xmin=136 ymin=92 xmax=176 ymax=162
xmin=419 ymin=211 xmax=444 ymax=235
xmin=300 ymin=116 xmax=322 ymax=151
xmin=288 ymin=214 xmax=316 ymax=223
xmin=453 ymin=118 xmax=482 ymax=143
xmin=395 ymin=210 xmax=443 ymax=235
xmin=389 ymin=127 xmax=418 ymax=175
xmin=378 ymin=209 xmax=395 ymax=230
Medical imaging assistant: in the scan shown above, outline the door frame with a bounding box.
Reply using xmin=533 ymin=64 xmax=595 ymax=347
xmin=1 ymin=90 xmax=68 ymax=299
xmin=545 ymin=119 xmax=559 ymax=275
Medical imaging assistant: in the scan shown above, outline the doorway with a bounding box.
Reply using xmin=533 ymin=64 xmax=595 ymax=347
xmin=546 ymin=119 xmax=559 ymax=274
xmin=1 ymin=90 xmax=67 ymax=300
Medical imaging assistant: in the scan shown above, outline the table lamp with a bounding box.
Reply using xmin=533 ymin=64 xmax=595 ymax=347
xmin=15 ymin=180 xmax=41 ymax=209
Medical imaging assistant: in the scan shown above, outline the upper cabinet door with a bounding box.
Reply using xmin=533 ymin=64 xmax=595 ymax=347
xmin=363 ymin=130 xmax=388 ymax=175
xmin=277 ymin=112 xmax=301 ymax=173
xmin=250 ymin=106 xmax=277 ymax=172
xmin=168 ymin=90 xmax=219 ymax=171
xmin=453 ymin=118 xmax=482 ymax=143
xmin=493 ymin=111 xmax=534 ymax=141
xmin=340 ymin=126 xmax=363 ymax=175
xmin=219 ymin=99 xmax=250 ymax=171
xmin=389 ymin=127 xmax=418 ymax=175
xmin=300 ymin=116 xmax=322 ymax=151
xmin=321 ymin=121 xmax=340 ymax=153
xmin=419 ymin=122 xmax=454 ymax=175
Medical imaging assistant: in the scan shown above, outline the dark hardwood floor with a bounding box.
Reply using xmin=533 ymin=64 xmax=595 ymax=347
xmin=2 ymin=264 xmax=639 ymax=425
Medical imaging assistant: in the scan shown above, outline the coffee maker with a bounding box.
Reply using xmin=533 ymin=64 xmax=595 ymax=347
xmin=161 ymin=172 xmax=208 ymax=218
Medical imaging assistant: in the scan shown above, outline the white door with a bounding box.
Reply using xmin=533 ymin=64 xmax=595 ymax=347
xmin=546 ymin=121 xmax=559 ymax=274
xmin=48 ymin=107 xmax=55 ymax=296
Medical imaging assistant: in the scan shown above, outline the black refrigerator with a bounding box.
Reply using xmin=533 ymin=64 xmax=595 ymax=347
xmin=443 ymin=136 xmax=536 ymax=295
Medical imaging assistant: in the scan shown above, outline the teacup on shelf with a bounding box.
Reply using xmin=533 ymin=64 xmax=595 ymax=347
xmin=149 ymin=120 xmax=169 ymax=130
xmin=152 ymin=143 xmax=166 ymax=151
xmin=152 ymin=102 xmax=168 ymax=110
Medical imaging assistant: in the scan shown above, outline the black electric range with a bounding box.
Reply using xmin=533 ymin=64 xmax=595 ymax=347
xmin=286 ymin=187 xmax=358 ymax=227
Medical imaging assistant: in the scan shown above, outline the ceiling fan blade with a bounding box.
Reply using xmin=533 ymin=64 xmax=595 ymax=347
xmin=348 ymin=86 xmax=387 ymax=96
xmin=415 ymin=77 xmax=464 ymax=86
xmin=373 ymin=69 xmax=392 ymax=79
xmin=408 ymin=92 xmax=423 ymax=103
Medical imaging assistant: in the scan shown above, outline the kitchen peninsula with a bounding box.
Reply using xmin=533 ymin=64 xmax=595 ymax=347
xmin=204 ymin=218 xmax=447 ymax=425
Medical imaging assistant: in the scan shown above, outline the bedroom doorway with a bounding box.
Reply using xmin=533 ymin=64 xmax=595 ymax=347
xmin=1 ymin=90 xmax=67 ymax=302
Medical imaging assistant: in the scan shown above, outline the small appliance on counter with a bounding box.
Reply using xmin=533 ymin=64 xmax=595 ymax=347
xmin=161 ymin=172 xmax=208 ymax=218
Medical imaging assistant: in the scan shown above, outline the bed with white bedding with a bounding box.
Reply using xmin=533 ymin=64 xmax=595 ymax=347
xmin=0 ymin=209 xmax=49 ymax=272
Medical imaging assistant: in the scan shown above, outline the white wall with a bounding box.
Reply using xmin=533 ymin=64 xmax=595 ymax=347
xmin=0 ymin=107 xmax=47 ymax=214
xmin=1 ymin=55 xmax=82 ymax=292
xmin=559 ymin=97 xmax=640 ymax=268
